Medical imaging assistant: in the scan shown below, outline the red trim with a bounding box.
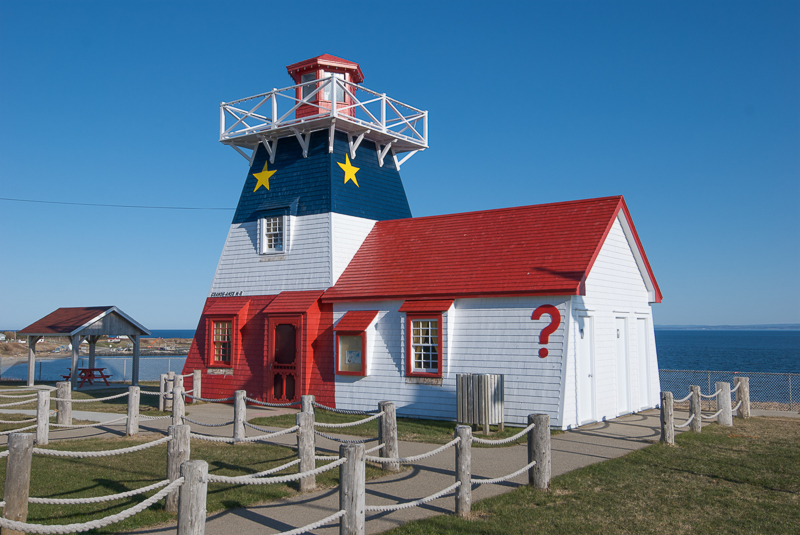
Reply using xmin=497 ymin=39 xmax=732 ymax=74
xmin=335 ymin=331 xmax=367 ymax=376
xmin=399 ymin=300 xmax=454 ymax=313
xmin=266 ymin=315 xmax=303 ymax=403
xmin=205 ymin=316 xmax=237 ymax=369
xmin=405 ymin=312 xmax=443 ymax=378
xmin=323 ymin=288 xmax=578 ymax=303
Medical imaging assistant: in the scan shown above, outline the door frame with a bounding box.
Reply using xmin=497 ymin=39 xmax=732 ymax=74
xmin=265 ymin=315 xmax=303 ymax=402
xmin=615 ymin=316 xmax=631 ymax=415
xmin=576 ymin=315 xmax=596 ymax=425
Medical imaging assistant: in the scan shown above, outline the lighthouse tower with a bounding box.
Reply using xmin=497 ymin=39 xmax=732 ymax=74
xmin=185 ymin=55 xmax=428 ymax=404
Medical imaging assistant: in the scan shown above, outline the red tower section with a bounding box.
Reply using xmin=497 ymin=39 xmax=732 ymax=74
xmin=286 ymin=54 xmax=365 ymax=119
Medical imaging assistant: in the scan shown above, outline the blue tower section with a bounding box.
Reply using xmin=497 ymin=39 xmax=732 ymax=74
xmin=232 ymin=130 xmax=412 ymax=225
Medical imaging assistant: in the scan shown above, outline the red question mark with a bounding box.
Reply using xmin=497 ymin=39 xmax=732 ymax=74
xmin=532 ymin=305 xmax=561 ymax=358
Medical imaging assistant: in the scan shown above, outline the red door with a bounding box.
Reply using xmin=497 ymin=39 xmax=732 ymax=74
xmin=266 ymin=316 xmax=302 ymax=402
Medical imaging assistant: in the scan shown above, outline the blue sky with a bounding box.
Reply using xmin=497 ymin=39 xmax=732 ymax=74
xmin=1 ymin=0 xmax=798 ymax=329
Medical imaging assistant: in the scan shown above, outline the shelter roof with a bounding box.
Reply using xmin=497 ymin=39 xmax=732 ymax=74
xmin=18 ymin=306 xmax=151 ymax=337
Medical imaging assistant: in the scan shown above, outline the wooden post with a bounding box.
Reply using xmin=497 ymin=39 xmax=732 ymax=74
xmin=339 ymin=443 xmax=365 ymax=535
xmin=175 ymin=374 xmax=184 ymax=392
xmin=716 ymin=382 xmax=733 ymax=427
xmin=192 ymin=369 xmax=202 ymax=403
xmin=532 ymin=414 xmax=551 ymax=490
xmin=127 ymin=386 xmax=140 ymax=436
xmin=26 ymin=336 xmax=38 ymax=387
xmin=173 ymin=386 xmax=186 ymax=426
xmin=166 ymin=424 xmax=191 ymax=513
xmin=131 ymin=335 xmax=140 ymax=386
xmin=1 ymin=433 xmax=34 ymax=535
xmin=36 ymin=390 xmax=49 ymax=446
xmin=660 ymin=391 xmax=674 ymax=445
xmin=296 ymin=411 xmax=316 ymax=492
xmin=690 ymin=385 xmax=702 ymax=433
xmin=70 ymin=334 xmax=80 ymax=390
xmin=301 ymin=394 xmax=315 ymax=413
xmin=734 ymin=377 xmax=750 ymax=418
xmin=454 ymin=425 xmax=472 ymax=517
xmin=88 ymin=335 xmax=98 ymax=370
xmin=378 ymin=401 xmax=399 ymax=472
xmin=56 ymin=381 xmax=72 ymax=426
xmin=177 ymin=460 xmax=208 ymax=535
xmin=233 ymin=390 xmax=246 ymax=442
xmin=159 ymin=373 xmax=168 ymax=412
xmin=166 ymin=371 xmax=176 ymax=411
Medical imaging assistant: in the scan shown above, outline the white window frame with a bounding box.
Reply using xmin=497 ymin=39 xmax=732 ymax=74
xmin=258 ymin=215 xmax=285 ymax=255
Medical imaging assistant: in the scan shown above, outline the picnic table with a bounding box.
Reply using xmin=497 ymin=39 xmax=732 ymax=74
xmin=61 ymin=368 xmax=112 ymax=388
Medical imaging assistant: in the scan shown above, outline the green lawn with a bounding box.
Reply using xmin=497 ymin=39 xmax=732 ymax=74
xmin=384 ymin=417 xmax=800 ymax=535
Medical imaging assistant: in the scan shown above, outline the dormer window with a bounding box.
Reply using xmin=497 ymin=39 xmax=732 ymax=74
xmin=259 ymin=216 xmax=284 ymax=254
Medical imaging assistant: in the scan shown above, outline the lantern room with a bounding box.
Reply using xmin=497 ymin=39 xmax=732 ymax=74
xmin=286 ymin=54 xmax=365 ymax=119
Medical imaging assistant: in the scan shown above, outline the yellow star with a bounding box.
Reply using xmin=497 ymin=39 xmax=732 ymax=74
xmin=338 ymin=154 xmax=360 ymax=187
xmin=253 ymin=161 xmax=276 ymax=192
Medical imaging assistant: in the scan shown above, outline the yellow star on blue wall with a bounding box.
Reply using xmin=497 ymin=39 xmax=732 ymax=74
xmin=253 ymin=161 xmax=276 ymax=192
xmin=338 ymin=155 xmax=360 ymax=187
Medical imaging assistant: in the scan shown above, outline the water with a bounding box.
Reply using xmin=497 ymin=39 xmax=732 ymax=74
xmin=655 ymin=329 xmax=799 ymax=373
xmin=1 ymin=355 xmax=187 ymax=382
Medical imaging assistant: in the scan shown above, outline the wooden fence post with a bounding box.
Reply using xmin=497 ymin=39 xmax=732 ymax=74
xmin=301 ymin=395 xmax=315 ymax=413
xmin=734 ymin=377 xmax=750 ymax=418
xmin=690 ymin=385 xmax=702 ymax=433
xmin=532 ymin=414 xmax=551 ymax=490
xmin=166 ymin=371 xmax=176 ymax=411
xmin=159 ymin=373 xmax=168 ymax=412
xmin=454 ymin=425 xmax=472 ymax=517
xmin=339 ymin=443 xmax=365 ymax=535
xmin=296 ymin=411 xmax=316 ymax=492
xmin=192 ymin=370 xmax=202 ymax=403
xmin=36 ymin=390 xmax=49 ymax=446
xmin=127 ymin=385 xmax=140 ymax=436
xmin=2 ymin=433 xmax=34 ymax=535
xmin=56 ymin=381 xmax=71 ymax=426
xmin=177 ymin=460 xmax=208 ymax=535
xmin=166 ymin=424 xmax=191 ymax=513
xmin=378 ymin=401 xmax=399 ymax=472
xmin=173 ymin=386 xmax=186 ymax=426
xmin=716 ymin=382 xmax=733 ymax=427
xmin=233 ymin=390 xmax=246 ymax=442
xmin=660 ymin=391 xmax=674 ymax=445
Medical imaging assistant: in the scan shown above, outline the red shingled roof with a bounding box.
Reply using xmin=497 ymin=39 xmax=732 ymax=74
xmin=324 ymin=196 xmax=661 ymax=302
xmin=18 ymin=306 xmax=150 ymax=336
xmin=263 ymin=291 xmax=325 ymax=314
xmin=334 ymin=311 xmax=379 ymax=331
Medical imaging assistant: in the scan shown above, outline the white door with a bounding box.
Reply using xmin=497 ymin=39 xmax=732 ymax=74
xmin=616 ymin=317 xmax=630 ymax=414
xmin=576 ymin=316 xmax=595 ymax=424
xmin=637 ymin=318 xmax=650 ymax=409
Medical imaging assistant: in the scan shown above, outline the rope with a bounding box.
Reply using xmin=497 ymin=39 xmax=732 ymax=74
xmin=700 ymin=389 xmax=722 ymax=399
xmin=0 ymin=450 xmax=9 ymax=458
xmin=365 ymin=481 xmax=461 ymax=512
xmin=140 ymin=415 xmax=172 ymax=420
xmin=366 ymin=437 xmax=460 ymax=464
xmin=365 ymin=443 xmax=384 ymax=455
xmin=180 ymin=373 xmax=193 ymax=378
xmin=207 ymin=458 xmax=346 ymax=485
xmin=29 ymin=479 xmax=170 ymax=505
xmin=190 ymin=433 xmax=236 ymax=443
xmin=314 ymin=430 xmax=379 ymax=443
xmin=472 ymin=423 xmax=535 ymax=445
xmin=315 ymin=455 xmax=339 ymax=461
xmin=183 ymin=417 xmax=234 ymax=427
xmin=730 ymin=382 xmax=741 ymax=393
xmin=32 ymin=436 xmax=172 ymax=458
xmin=0 ymin=398 xmax=38 ymax=408
xmin=312 ymin=402 xmax=378 ymax=415
xmin=236 ymin=459 xmax=301 ymax=478
xmin=245 ymin=397 xmax=301 ymax=407
xmin=273 ymin=510 xmax=345 ymax=535
xmin=237 ymin=426 xmax=300 ymax=443
xmin=701 ymin=409 xmax=723 ymax=420
xmin=0 ymin=417 xmax=36 ymax=424
xmin=472 ymin=460 xmax=537 ymax=486
xmin=50 ymin=416 xmax=128 ymax=428
xmin=0 ymin=478 xmax=183 ymax=534
xmin=733 ymin=400 xmax=743 ymax=411
xmin=674 ymin=414 xmax=696 ymax=429
xmin=0 ymin=424 xmax=37 ymax=435
xmin=674 ymin=392 xmax=693 ymax=403
xmin=184 ymin=394 xmax=235 ymax=402
xmin=314 ymin=412 xmax=383 ymax=428
xmin=244 ymin=421 xmax=289 ymax=433
xmin=53 ymin=392 xmax=129 ymax=403
xmin=138 ymin=390 xmax=165 ymax=396
xmin=0 ymin=393 xmax=38 ymax=399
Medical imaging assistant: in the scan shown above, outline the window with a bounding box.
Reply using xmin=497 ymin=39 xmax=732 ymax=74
xmin=336 ymin=332 xmax=366 ymax=376
xmin=212 ymin=321 xmax=232 ymax=364
xmin=301 ymin=73 xmax=316 ymax=100
xmin=259 ymin=216 xmax=284 ymax=254
xmin=411 ymin=319 xmax=439 ymax=372
xmin=321 ymin=71 xmax=345 ymax=103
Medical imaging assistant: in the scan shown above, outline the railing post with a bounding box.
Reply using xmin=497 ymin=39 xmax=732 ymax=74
xmin=2 ymin=433 xmax=34 ymax=535
xmin=660 ymin=392 xmax=674 ymax=445
xmin=716 ymin=382 xmax=733 ymax=426
xmin=380 ymin=94 xmax=386 ymax=131
xmin=339 ymin=443 xmax=365 ymax=535
xmin=531 ymin=414 xmax=551 ymax=490
xmin=690 ymin=385 xmax=702 ymax=433
xmin=296 ymin=411 xmax=316 ymax=492
xmin=178 ymin=460 xmax=208 ymax=535
xmin=175 ymin=374 xmax=184 ymax=392
xmin=301 ymin=394 xmax=315 ymax=414
xmin=36 ymin=390 xmax=49 ymax=446
xmin=734 ymin=377 xmax=750 ymax=418
xmin=167 ymin=424 xmax=191 ymax=514
xmin=454 ymin=425 xmax=472 ymax=517
xmin=166 ymin=371 xmax=176 ymax=411
xmin=127 ymin=385 xmax=140 ymax=436
xmin=192 ymin=370 xmax=202 ymax=403
xmin=233 ymin=390 xmax=246 ymax=442
xmin=378 ymin=401 xmax=399 ymax=472
xmin=159 ymin=373 xmax=167 ymax=412
xmin=173 ymin=386 xmax=186 ymax=426
xmin=56 ymin=381 xmax=71 ymax=425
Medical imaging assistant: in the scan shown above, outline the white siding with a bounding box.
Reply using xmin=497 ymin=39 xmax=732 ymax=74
xmin=209 ymin=213 xmax=332 ymax=296
xmin=331 ymin=213 xmax=377 ymax=285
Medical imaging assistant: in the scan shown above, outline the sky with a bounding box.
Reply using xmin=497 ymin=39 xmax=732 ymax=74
xmin=0 ymin=0 xmax=798 ymax=329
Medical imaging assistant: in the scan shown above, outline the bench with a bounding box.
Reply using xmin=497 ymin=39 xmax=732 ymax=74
xmin=62 ymin=368 xmax=112 ymax=388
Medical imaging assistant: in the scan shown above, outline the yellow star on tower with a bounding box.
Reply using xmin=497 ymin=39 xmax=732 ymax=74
xmin=338 ymin=155 xmax=360 ymax=187
xmin=252 ymin=161 xmax=276 ymax=192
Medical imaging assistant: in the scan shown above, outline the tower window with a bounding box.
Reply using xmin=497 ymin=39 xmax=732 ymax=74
xmin=259 ymin=216 xmax=284 ymax=254
xmin=300 ymin=73 xmax=316 ymax=100
xmin=321 ymin=71 xmax=345 ymax=103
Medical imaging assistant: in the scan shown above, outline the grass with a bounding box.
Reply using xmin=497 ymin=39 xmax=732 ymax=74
xmin=384 ymin=417 xmax=800 ymax=535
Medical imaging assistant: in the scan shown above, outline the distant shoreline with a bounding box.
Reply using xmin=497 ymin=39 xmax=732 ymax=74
xmin=655 ymin=324 xmax=799 ymax=331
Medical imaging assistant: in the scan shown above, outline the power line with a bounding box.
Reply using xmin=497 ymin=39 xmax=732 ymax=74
xmin=0 ymin=197 xmax=234 ymax=211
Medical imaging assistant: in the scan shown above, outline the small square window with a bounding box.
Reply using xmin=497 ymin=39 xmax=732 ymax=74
xmin=259 ymin=216 xmax=284 ymax=254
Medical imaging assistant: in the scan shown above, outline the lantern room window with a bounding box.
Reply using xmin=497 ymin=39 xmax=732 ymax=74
xmin=322 ymin=71 xmax=345 ymax=103
xmin=301 ymin=73 xmax=316 ymax=100
xmin=212 ymin=321 xmax=232 ymax=364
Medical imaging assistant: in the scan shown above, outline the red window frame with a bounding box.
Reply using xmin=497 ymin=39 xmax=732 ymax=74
xmin=335 ymin=331 xmax=367 ymax=376
xmin=206 ymin=316 xmax=237 ymax=368
xmin=405 ymin=312 xmax=443 ymax=378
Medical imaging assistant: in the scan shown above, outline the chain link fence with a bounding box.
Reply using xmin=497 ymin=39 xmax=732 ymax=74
xmin=659 ymin=369 xmax=799 ymax=412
